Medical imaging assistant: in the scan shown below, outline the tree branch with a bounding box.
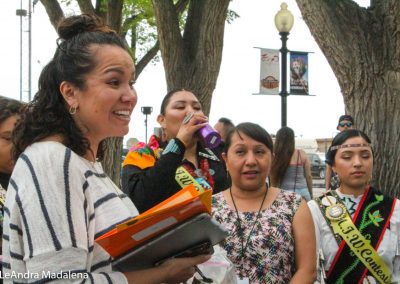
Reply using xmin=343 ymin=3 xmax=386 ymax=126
xmin=77 ymin=0 xmax=95 ymax=15
xmin=121 ymin=15 xmax=138 ymax=38
xmin=135 ymin=40 xmax=160 ymax=78
xmin=39 ymin=0 xmax=64 ymax=30
xmin=151 ymin=0 xmax=186 ymax=77
xmin=107 ymin=0 xmax=124 ymax=33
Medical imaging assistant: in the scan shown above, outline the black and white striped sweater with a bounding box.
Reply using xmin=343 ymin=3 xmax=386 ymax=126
xmin=2 ymin=141 xmax=138 ymax=283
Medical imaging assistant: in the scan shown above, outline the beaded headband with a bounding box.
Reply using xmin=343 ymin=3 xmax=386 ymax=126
xmin=329 ymin=143 xmax=372 ymax=151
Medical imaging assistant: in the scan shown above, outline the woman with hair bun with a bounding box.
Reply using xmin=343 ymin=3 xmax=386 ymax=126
xmin=308 ymin=129 xmax=400 ymax=283
xmin=3 ymin=14 xmax=209 ymax=283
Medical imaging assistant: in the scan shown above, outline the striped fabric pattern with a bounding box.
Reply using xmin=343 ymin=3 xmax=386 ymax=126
xmin=2 ymin=141 xmax=138 ymax=283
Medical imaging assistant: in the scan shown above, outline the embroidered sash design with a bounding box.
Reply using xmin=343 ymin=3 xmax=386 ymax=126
xmin=316 ymin=187 xmax=396 ymax=283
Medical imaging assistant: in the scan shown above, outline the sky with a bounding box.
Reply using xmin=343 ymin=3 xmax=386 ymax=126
xmin=0 ymin=0 xmax=369 ymax=145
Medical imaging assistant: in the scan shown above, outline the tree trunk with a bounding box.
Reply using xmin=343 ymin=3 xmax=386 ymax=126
xmin=152 ymin=0 xmax=230 ymax=115
xmin=296 ymin=0 xmax=400 ymax=198
xmin=101 ymin=137 xmax=123 ymax=187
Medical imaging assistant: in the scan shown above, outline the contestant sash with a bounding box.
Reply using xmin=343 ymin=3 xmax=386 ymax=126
xmin=317 ymin=187 xmax=395 ymax=283
xmin=175 ymin=166 xmax=208 ymax=193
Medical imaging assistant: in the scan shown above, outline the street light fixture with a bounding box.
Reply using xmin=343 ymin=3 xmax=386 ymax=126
xmin=141 ymin=106 xmax=153 ymax=143
xmin=275 ymin=2 xmax=294 ymax=127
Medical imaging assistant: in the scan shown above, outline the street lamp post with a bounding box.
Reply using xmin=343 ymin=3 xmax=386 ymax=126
xmin=275 ymin=2 xmax=294 ymax=127
xmin=16 ymin=1 xmax=27 ymax=102
xmin=141 ymin=106 xmax=153 ymax=143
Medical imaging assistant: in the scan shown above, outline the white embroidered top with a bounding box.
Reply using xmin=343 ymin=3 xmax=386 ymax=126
xmin=308 ymin=189 xmax=400 ymax=283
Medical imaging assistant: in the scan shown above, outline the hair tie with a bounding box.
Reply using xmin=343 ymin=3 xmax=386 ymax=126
xmin=56 ymin=38 xmax=67 ymax=53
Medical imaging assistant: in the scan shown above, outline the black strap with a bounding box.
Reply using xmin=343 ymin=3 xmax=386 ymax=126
xmin=293 ymin=150 xmax=300 ymax=191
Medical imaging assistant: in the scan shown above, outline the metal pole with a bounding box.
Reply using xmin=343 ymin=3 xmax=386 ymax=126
xmin=28 ymin=0 xmax=32 ymax=101
xmin=279 ymin=31 xmax=289 ymax=127
xmin=144 ymin=114 xmax=148 ymax=143
xmin=19 ymin=0 xmax=23 ymax=101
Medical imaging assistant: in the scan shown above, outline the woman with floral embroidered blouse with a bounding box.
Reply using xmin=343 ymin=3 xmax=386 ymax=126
xmin=122 ymin=89 xmax=230 ymax=213
xmin=212 ymin=122 xmax=316 ymax=284
xmin=308 ymin=129 xmax=400 ymax=283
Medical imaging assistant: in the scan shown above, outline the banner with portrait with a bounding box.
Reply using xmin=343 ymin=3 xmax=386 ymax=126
xmin=259 ymin=48 xmax=279 ymax=95
xmin=290 ymin=52 xmax=309 ymax=95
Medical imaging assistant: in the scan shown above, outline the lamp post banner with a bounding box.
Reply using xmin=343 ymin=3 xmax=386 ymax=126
xmin=259 ymin=48 xmax=280 ymax=95
xmin=290 ymin=52 xmax=309 ymax=95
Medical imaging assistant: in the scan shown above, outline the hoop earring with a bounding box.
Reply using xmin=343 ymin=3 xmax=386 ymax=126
xmin=69 ymin=106 xmax=77 ymax=115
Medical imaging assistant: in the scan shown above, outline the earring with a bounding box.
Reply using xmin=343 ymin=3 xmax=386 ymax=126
xmin=330 ymin=172 xmax=341 ymax=190
xmin=69 ymin=105 xmax=77 ymax=115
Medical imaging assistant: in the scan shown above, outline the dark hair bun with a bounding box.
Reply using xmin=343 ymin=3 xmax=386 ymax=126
xmin=57 ymin=14 xmax=113 ymax=40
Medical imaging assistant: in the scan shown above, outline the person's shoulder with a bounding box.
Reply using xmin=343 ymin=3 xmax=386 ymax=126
xmin=212 ymin=190 xmax=225 ymax=201
xmin=123 ymin=140 xmax=157 ymax=169
xmin=297 ymin=148 xmax=308 ymax=159
xmin=278 ymin=188 xmax=298 ymax=199
xmin=22 ymin=141 xmax=69 ymax=162
xmin=307 ymin=197 xmax=320 ymax=211
xmin=16 ymin=141 xmax=86 ymax=176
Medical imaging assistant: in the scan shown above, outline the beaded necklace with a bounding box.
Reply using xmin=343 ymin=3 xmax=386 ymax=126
xmin=229 ymin=185 xmax=268 ymax=273
xmin=182 ymin=158 xmax=215 ymax=189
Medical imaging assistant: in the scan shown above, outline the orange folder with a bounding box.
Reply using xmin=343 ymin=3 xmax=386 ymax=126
xmin=95 ymin=184 xmax=212 ymax=258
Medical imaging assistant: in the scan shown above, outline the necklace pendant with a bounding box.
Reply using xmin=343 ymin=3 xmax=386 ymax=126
xmin=325 ymin=203 xmax=346 ymax=221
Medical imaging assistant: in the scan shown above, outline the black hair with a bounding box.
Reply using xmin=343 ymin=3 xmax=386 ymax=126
xmin=0 ymin=96 xmax=25 ymax=124
xmin=325 ymin=129 xmax=372 ymax=166
xmin=218 ymin=117 xmax=234 ymax=127
xmin=270 ymin=126 xmax=295 ymax=187
xmin=216 ymin=117 xmax=235 ymax=140
xmin=12 ymin=14 xmax=130 ymax=161
xmin=224 ymin=122 xmax=273 ymax=153
xmin=159 ymin=88 xmax=197 ymax=115
xmin=337 ymin=114 xmax=354 ymax=125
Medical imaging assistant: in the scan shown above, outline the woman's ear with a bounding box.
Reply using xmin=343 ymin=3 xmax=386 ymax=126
xmin=60 ymin=81 xmax=78 ymax=109
xmin=157 ymin=114 xmax=166 ymax=128
xmin=222 ymin=152 xmax=227 ymax=163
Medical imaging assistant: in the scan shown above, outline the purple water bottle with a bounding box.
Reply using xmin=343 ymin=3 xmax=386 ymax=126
xmin=197 ymin=124 xmax=221 ymax=149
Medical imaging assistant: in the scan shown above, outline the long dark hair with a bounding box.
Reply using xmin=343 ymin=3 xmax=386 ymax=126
xmin=224 ymin=122 xmax=273 ymax=154
xmin=270 ymin=126 xmax=295 ymax=187
xmin=12 ymin=14 xmax=129 ymax=161
xmin=326 ymin=129 xmax=372 ymax=166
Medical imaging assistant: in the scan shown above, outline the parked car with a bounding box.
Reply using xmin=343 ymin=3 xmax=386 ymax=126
xmin=307 ymin=152 xmax=326 ymax=179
